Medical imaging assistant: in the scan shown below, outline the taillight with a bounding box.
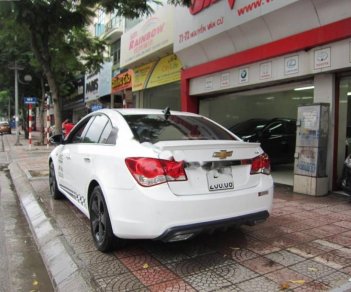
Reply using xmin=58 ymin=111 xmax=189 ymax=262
xmin=250 ymin=153 xmax=271 ymax=175
xmin=125 ymin=157 xmax=187 ymax=187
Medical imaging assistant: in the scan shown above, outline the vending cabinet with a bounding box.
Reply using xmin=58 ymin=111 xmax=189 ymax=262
xmin=294 ymin=104 xmax=329 ymax=195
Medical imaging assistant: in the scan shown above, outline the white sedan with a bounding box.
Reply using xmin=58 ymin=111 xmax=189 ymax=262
xmin=49 ymin=108 xmax=273 ymax=252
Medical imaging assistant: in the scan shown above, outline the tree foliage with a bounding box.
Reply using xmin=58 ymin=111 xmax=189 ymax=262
xmin=0 ymin=0 xmax=189 ymax=133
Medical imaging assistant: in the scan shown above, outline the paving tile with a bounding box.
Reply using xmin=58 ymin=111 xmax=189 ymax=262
xmin=310 ymin=239 xmax=342 ymax=252
xmin=119 ymin=254 xmax=161 ymax=272
xmin=177 ymin=240 xmax=215 ymax=257
xmin=95 ymin=272 xmax=146 ymax=292
xmin=65 ymin=230 xmax=93 ymax=244
xmin=184 ymin=270 xmax=232 ymax=292
xmin=269 ymin=236 xmax=300 ymax=248
xmin=236 ymin=276 xmax=280 ymax=292
xmin=325 ymin=234 xmax=351 ymax=247
xmin=166 ymin=258 xmax=208 ymax=277
xmin=90 ymin=260 xmax=130 ymax=279
xmin=70 ymin=237 xmax=97 ymax=254
xmin=289 ymin=259 xmax=337 ymax=280
xmin=148 ymin=278 xmax=196 ymax=292
xmin=79 ymin=250 xmax=118 ymax=265
xmin=317 ymin=271 xmax=350 ymax=288
xmin=228 ymin=248 xmax=259 ymax=263
xmin=212 ymin=262 xmax=259 ymax=284
xmin=245 ymin=238 xmax=281 ymax=255
xmin=132 ymin=266 xmax=178 ymax=286
xmin=249 ymin=226 xmax=287 ymax=241
xmin=316 ymin=250 xmax=351 ymax=269
xmin=292 ymin=280 xmax=330 ymax=291
xmin=264 ymin=250 xmax=305 ymax=267
xmin=265 ymin=267 xmax=312 ymax=289
xmin=149 ymin=249 xmax=191 ymax=265
xmin=340 ymin=266 xmax=351 ymax=275
xmin=113 ymin=245 xmax=147 ymax=259
xmin=241 ymin=256 xmax=284 ymax=275
xmin=281 ymin=231 xmax=317 ymax=244
xmin=193 ymin=253 xmax=235 ymax=270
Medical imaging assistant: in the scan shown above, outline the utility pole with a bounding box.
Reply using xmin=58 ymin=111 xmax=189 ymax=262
xmin=9 ymin=60 xmax=24 ymax=145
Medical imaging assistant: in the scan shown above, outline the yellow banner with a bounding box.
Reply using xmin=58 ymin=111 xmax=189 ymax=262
xmin=132 ymin=62 xmax=156 ymax=91
xmin=147 ymin=54 xmax=182 ymax=89
xmin=132 ymin=54 xmax=182 ymax=91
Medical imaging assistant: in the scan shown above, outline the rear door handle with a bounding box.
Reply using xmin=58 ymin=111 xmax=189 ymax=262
xmin=84 ymin=157 xmax=91 ymax=163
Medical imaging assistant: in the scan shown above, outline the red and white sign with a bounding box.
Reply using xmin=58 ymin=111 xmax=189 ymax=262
xmin=174 ymin=0 xmax=298 ymax=52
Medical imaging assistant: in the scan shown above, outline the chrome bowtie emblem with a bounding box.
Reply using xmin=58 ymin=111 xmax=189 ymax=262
xmin=213 ymin=150 xmax=233 ymax=159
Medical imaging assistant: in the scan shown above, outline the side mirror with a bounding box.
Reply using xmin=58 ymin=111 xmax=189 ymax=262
xmin=49 ymin=133 xmax=65 ymax=145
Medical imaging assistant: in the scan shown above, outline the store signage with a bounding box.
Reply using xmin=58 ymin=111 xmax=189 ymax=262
xmin=285 ymin=56 xmax=299 ymax=75
xmin=85 ymin=72 xmax=99 ymax=102
xmin=314 ymin=48 xmax=331 ymax=69
xmin=120 ymin=5 xmax=174 ymax=67
xmin=239 ymin=68 xmax=248 ymax=83
xmin=133 ymin=62 xmax=156 ymax=91
xmin=85 ymin=62 xmax=112 ymax=102
xmin=174 ymin=0 xmax=298 ymax=52
xmin=132 ymin=54 xmax=181 ymax=91
xmin=259 ymin=62 xmax=272 ymax=80
xmin=205 ymin=77 xmax=213 ymax=89
xmin=147 ymin=54 xmax=181 ymax=89
xmin=220 ymin=73 xmax=230 ymax=87
xmin=112 ymin=70 xmax=133 ymax=93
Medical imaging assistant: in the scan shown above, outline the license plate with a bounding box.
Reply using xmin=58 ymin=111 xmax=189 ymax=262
xmin=207 ymin=167 xmax=234 ymax=191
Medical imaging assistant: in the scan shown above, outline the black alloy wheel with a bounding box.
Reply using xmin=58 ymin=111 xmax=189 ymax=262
xmin=89 ymin=186 xmax=116 ymax=252
xmin=49 ymin=162 xmax=63 ymax=200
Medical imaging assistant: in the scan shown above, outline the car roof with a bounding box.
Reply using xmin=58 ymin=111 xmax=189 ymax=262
xmin=95 ymin=108 xmax=201 ymax=117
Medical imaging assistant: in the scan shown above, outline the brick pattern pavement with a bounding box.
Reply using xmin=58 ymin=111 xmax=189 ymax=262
xmin=5 ymin=133 xmax=351 ymax=291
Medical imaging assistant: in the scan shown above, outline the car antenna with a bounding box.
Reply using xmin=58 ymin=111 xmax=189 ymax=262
xmin=163 ymin=107 xmax=171 ymax=120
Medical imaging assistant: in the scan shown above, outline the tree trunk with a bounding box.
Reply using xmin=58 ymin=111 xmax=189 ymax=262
xmin=30 ymin=30 xmax=63 ymax=134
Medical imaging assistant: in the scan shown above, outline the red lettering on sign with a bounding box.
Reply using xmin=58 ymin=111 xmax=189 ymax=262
xmin=227 ymin=0 xmax=236 ymax=9
xmin=189 ymin=0 xmax=218 ymax=15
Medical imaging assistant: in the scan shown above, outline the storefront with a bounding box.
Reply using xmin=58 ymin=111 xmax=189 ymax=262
xmin=174 ymin=0 xmax=351 ymax=193
xmin=111 ymin=69 xmax=133 ymax=108
xmin=120 ymin=5 xmax=182 ymax=110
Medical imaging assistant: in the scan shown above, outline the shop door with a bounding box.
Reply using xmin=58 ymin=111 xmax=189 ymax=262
xmin=336 ymin=76 xmax=351 ymax=191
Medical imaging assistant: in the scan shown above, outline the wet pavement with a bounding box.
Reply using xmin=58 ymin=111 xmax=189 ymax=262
xmin=2 ymin=132 xmax=351 ymax=291
xmin=0 ymin=136 xmax=53 ymax=292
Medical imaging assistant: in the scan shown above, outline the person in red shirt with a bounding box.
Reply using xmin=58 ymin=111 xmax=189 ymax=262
xmin=62 ymin=119 xmax=74 ymax=137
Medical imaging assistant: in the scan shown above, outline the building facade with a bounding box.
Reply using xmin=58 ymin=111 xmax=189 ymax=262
xmin=174 ymin=0 xmax=351 ymax=194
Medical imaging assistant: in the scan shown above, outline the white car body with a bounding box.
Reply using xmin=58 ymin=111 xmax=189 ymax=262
xmin=49 ymin=109 xmax=273 ymax=248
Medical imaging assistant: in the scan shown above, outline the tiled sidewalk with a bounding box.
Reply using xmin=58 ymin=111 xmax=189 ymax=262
xmin=5 ymin=132 xmax=351 ymax=291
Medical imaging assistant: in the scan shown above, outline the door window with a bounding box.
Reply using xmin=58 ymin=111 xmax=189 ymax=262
xmin=83 ymin=115 xmax=109 ymax=143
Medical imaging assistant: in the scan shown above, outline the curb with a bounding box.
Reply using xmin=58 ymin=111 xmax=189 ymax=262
xmin=9 ymin=161 xmax=94 ymax=292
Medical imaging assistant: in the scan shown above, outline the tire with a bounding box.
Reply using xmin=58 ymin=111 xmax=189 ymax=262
xmin=89 ymin=186 xmax=117 ymax=252
xmin=49 ymin=162 xmax=64 ymax=199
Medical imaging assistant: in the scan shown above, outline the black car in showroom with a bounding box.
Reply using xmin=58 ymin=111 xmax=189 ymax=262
xmin=341 ymin=154 xmax=351 ymax=196
xmin=229 ymin=118 xmax=297 ymax=165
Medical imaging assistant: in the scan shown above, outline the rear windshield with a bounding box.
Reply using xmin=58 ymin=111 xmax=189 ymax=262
xmin=124 ymin=114 xmax=236 ymax=143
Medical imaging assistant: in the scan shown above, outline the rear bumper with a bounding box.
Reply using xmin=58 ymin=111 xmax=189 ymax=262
xmin=156 ymin=210 xmax=269 ymax=242
xmin=104 ymin=176 xmax=273 ymax=240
